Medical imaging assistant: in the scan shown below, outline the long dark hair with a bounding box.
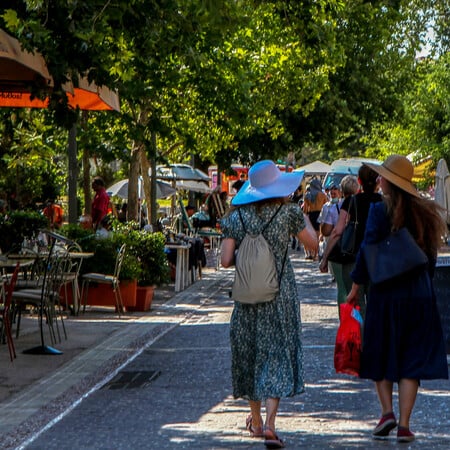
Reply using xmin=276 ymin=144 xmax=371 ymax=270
xmin=384 ymin=183 xmax=446 ymax=256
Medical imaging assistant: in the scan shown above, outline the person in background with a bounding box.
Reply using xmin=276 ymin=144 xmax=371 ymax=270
xmin=347 ymin=155 xmax=448 ymax=443
xmin=175 ymin=204 xmax=195 ymax=234
xmin=43 ymin=198 xmax=64 ymax=230
xmin=319 ymin=165 xmax=381 ymax=319
xmin=302 ymin=178 xmax=327 ymax=260
xmin=232 ymin=172 xmax=247 ymax=193
xmin=219 ymin=190 xmax=229 ymax=214
xmin=290 ymin=185 xmax=304 ymax=251
xmin=91 ymin=177 xmax=110 ymax=230
xmin=118 ymin=203 xmax=128 ymax=223
xmin=192 ymin=204 xmax=211 ymax=229
xmin=221 ymin=160 xmax=318 ymax=449
xmin=317 ymin=184 xmax=341 ymax=271
xmin=322 ymin=176 xmax=359 ymax=307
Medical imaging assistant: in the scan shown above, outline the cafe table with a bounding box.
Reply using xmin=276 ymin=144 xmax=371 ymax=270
xmin=65 ymin=251 xmax=94 ymax=314
xmin=0 ymin=257 xmax=34 ymax=302
xmin=165 ymin=242 xmax=191 ymax=292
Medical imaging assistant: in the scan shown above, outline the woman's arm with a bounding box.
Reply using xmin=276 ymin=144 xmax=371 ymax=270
xmin=297 ymin=214 xmax=319 ymax=254
xmin=346 ymin=282 xmax=360 ymax=305
xmin=220 ymin=238 xmax=236 ymax=268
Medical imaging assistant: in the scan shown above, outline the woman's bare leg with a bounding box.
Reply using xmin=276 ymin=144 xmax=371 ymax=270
xmin=265 ymin=397 xmax=280 ymax=431
xmin=398 ymin=378 xmax=419 ymax=429
xmin=375 ymin=379 xmax=394 ymax=415
xmin=248 ymin=400 xmax=263 ymax=429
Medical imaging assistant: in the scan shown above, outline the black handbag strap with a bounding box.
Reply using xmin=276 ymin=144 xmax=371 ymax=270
xmin=347 ymin=195 xmax=358 ymax=226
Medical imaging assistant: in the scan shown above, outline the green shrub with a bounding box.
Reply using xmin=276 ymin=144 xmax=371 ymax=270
xmin=61 ymin=221 xmax=169 ymax=285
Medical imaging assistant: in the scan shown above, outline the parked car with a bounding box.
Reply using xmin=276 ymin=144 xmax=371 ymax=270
xmin=323 ymin=157 xmax=381 ymax=189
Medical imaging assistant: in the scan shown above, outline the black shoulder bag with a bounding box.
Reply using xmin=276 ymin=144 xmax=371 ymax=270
xmin=328 ymin=196 xmax=358 ymax=264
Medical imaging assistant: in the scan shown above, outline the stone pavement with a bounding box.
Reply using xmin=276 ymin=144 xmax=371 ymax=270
xmin=1 ymin=252 xmax=449 ymax=449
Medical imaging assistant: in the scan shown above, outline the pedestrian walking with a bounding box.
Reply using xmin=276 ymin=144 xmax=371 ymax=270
xmin=302 ymin=178 xmax=327 ymax=260
xmin=220 ymin=160 xmax=318 ymax=449
xmin=347 ymin=154 xmax=449 ymax=443
xmin=319 ymin=165 xmax=382 ymax=319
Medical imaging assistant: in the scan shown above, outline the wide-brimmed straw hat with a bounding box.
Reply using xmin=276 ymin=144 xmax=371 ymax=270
xmin=231 ymin=160 xmax=304 ymax=206
xmin=364 ymin=154 xmax=419 ymax=197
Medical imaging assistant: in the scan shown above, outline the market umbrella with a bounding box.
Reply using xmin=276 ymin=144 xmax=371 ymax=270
xmin=0 ymin=70 xmax=120 ymax=224
xmin=0 ymin=28 xmax=52 ymax=92
xmin=107 ymin=177 xmax=176 ymax=199
xmin=175 ymin=179 xmax=212 ymax=194
xmin=153 ymin=163 xmax=211 ymax=181
xmin=435 ymin=158 xmax=450 ymax=225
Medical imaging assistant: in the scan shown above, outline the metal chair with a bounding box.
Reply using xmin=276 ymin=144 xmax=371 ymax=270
xmin=12 ymin=251 xmax=71 ymax=344
xmin=0 ymin=263 xmax=20 ymax=362
xmin=80 ymin=244 xmax=126 ymax=316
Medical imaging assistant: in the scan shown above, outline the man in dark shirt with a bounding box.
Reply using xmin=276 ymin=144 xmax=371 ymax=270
xmin=232 ymin=173 xmax=246 ymax=193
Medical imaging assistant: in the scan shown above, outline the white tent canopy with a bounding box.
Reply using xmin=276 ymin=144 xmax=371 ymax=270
xmin=435 ymin=158 xmax=450 ymax=225
xmin=294 ymin=160 xmax=331 ymax=175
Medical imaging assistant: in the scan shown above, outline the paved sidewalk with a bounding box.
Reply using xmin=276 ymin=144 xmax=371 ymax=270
xmin=1 ymin=252 xmax=450 ymax=449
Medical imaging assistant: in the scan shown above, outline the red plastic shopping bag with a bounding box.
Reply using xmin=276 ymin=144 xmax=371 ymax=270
xmin=334 ymin=303 xmax=363 ymax=376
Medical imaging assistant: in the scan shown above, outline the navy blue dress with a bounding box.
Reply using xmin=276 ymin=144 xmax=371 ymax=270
xmin=351 ymin=202 xmax=448 ymax=382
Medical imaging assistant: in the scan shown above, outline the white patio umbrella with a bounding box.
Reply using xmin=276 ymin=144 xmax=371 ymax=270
xmin=153 ymin=164 xmax=211 ymax=181
xmin=175 ymin=180 xmax=212 ymax=194
xmin=107 ymin=177 xmax=176 ymax=200
xmin=434 ymin=158 xmax=450 ymax=225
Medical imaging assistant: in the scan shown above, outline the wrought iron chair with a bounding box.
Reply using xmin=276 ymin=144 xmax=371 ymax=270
xmin=80 ymin=244 xmax=126 ymax=316
xmin=12 ymin=251 xmax=71 ymax=344
xmin=0 ymin=263 xmax=20 ymax=362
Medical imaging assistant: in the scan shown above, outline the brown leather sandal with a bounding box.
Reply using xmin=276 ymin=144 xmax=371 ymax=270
xmin=245 ymin=414 xmax=264 ymax=438
xmin=264 ymin=427 xmax=285 ymax=449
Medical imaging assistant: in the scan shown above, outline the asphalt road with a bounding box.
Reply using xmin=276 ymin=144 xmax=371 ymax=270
xmin=4 ymin=252 xmax=450 ymax=449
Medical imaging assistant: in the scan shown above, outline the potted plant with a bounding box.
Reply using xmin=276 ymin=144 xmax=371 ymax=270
xmin=68 ymin=226 xmax=142 ymax=310
xmin=127 ymin=230 xmax=170 ymax=311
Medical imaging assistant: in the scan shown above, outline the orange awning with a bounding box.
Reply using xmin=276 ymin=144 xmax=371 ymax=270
xmin=0 ymin=77 xmax=120 ymax=111
xmin=0 ymin=28 xmax=52 ymax=91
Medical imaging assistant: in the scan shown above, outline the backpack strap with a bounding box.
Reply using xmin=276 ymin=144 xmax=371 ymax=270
xmin=262 ymin=203 xmax=284 ymax=233
xmin=237 ymin=207 xmax=247 ymax=233
xmin=237 ymin=203 xmax=283 ymax=234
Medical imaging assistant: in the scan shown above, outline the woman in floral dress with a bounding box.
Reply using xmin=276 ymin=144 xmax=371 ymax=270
xmin=221 ymin=160 xmax=317 ymax=449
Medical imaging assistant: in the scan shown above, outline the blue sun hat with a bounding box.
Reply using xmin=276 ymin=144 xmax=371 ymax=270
xmin=231 ymin=160 xmax=305 ymax=206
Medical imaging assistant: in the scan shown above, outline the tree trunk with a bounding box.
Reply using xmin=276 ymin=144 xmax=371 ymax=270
xmin=68 ymin=123 xmax=78 ymax=224
xmin=139 ymin=131 xmax=158 ymax=228
xmin=81 ymin=111 xmax=92 ymax=217
xmin=139 ymin=147 xmax=152 ymax=226
xmin=128 ymin=141 xmax=141 ymax=222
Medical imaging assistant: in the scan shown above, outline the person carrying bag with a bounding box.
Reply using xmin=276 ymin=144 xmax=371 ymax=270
xmin=347 ymin=155 xmax=448 ymax=444
xmin=320 ymin=166 xmax=382 ymax=319
xmin=220 ymin=160 xmax=318 ymax=449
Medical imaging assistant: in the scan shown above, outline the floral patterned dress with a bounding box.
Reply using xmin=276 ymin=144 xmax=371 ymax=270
xmin=221 ymin=202 xmax=306 ymax=401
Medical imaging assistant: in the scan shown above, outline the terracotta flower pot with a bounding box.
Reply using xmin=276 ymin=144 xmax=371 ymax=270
xmin=128 ymin=285 xmax=155 ymax=312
